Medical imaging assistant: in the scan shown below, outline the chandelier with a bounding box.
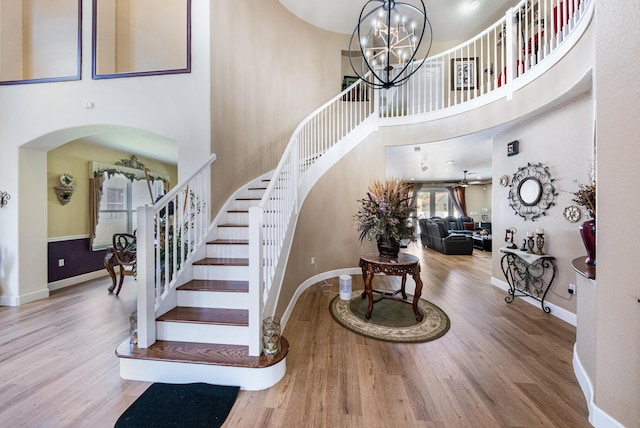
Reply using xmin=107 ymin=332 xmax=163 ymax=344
xmin=349 ymin=0 xmax=432 ymax=89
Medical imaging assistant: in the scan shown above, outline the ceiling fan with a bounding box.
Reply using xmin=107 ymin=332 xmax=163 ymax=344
xmin=459 ymin=170 xmax=470 ymax=187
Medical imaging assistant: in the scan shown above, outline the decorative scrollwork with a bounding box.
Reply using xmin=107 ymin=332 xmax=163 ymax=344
xmin=507 ymin=162 xmax=557 ymax=221
xmin=500 ymin=251 xmax=556 ymax=313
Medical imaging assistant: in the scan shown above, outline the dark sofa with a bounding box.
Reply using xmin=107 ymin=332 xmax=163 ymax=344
xmin=418 ymin=218 xmax=474 ymax=255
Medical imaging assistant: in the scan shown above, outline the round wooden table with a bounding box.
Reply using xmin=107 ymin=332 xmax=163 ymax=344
xmin=358 ymin=253 xmax=424 ymax=321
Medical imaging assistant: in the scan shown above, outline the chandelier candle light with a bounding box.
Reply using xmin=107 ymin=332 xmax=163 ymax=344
xmin=349 ymin=0 xmax=432 ymax=89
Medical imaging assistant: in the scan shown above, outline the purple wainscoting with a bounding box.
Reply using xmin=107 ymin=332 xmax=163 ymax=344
xmin=48 ymin=238 xmax=107 ymax=283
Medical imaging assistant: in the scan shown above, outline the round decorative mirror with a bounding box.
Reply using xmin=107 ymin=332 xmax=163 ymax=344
xmin=518 ymin=177 xmax=542 ymax=206
xmin=507 ymin=163 xmax=557 ymax=221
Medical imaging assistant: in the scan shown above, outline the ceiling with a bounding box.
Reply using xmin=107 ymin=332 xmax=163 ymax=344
xmin=386 ymin=137 xmax=493 ymax=185
xmin=278 ymin=0 xmax=518 ymax=41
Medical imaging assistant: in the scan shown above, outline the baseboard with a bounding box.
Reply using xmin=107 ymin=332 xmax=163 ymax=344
xmin=48 ymin=270 xmax=109 ymax=291
xmin=573 ymin=344 xmax=625 ymax=428
xmin=490 ymin=276 xmax=577 ymax=326
xmin=280 ymin=267 xmax=362 ymax=329
xmin=0 ymin=287 xmax=49 ymax=306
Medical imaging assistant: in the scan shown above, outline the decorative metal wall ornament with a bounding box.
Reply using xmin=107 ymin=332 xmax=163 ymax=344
xmin=507 ymin=162 xmax=557 ymax=221
xmin=563 ymin=205 xmax=581 ymax=223
xmin=0 ymin=191 xmax=10 ymax=207
xmin=348 ymin=0 xmax=432 ymax=89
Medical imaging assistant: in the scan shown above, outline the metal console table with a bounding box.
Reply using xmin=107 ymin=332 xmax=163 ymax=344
xmin=499 ymin=247 xmax=556 ymax=313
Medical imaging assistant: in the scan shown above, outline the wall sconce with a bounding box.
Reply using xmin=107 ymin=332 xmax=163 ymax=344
xmin=54 ymin=174 xmax=75 ymax=205
xmin=0 ymin=191 xmax=10 ymax=207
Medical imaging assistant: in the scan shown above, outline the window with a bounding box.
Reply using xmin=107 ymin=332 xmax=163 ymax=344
xmin=92 ymin=171 xmax=165 ymax=250
xmin=416 ymin=188 xmax=459 ymax=219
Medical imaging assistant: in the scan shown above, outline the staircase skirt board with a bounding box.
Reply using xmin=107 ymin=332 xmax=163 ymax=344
xmin=117 ymin=339 xmax=288 ymax=391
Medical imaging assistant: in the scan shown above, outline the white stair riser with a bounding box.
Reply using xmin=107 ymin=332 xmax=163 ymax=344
xmin=193 ymin=265 xmax=249 ymax=281
xmin=206 ymin=243 xmax=249 ymax=258
xmin=227 ymin=211 xmax=249 ymax=224
xmin=217 ymin=226 xmax=249 ymax=240
xmin=246 ymin=189 xmax=265 ymax=198
xmin=234 ymin=199 xmax=260 ymax=210
xmin=177 ymin=290 xmax=249 ymax=309
xmin=119 ymin=352 xmax=287 ymax=391
xmin=157 ymin=321 xmax=249 ymax=345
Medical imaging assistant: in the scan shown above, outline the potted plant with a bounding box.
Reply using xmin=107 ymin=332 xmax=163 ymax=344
xmin=354 ymin=178 xmax=416 ymax=258
xmin=572 ymin=179 xmax=596 ymax=265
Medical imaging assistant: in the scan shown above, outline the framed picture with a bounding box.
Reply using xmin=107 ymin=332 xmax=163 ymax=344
xmin=342 ymin=76 xmax=368 ymax=101
xmin=451 ymin=57 xmax=479 ymax=90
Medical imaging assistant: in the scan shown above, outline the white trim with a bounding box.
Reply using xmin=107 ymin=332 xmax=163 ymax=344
xmin=48 ymin=271 xmax=109 ymax=291
xmin=573 ymin=344 xmax=625 ymax=428
xmin=280 ymin=267 xmax=361 ymax=329
xmin=47 ymin=234 xmax=91 ymax=242
xmin=0 ymin=288 xmax=49 ymax=306
xmin=490 ymin=276 xmax=577 ymax=326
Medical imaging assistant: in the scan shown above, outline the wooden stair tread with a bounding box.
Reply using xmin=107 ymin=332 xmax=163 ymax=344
xmin=194 ymin=257 xmax=249 ymax=266
xmin=116 ymin=338 xmax=289 ymax=369
xmin=158 ymin=307 xmax=248 ymax=326
xmin=207 ymin=239 xmax=249 ymax=245
xmin=227 ymin=210 xmax=248 ymax=213
xmin=235 ymin=197 xmax=260 ymax=201
xmin=178 ymin=279 xmax=249 ymax=293
xmin=218 ymin=224 xmax=248 ymax=228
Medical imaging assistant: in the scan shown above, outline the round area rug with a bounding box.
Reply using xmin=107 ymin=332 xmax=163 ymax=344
xmin=329 ymin=290 xmax=450 ymax=343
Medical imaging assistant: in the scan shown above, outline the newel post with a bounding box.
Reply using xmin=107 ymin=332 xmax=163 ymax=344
xmin=136 ymin=205 xmax=157 ymax=348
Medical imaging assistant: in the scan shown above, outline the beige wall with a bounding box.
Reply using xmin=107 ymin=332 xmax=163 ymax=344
xmin=47 ymin=140 xmax=177 ymax=239
xmin=209 ymin=0 xmax=348 ymax=215
xmin=492 ymin=92 xmax=594 ymax=314
xmin=276 ymin=21 xmax=595 ymax=317
xmin=594 ymin=1 xmax=640 ymax=425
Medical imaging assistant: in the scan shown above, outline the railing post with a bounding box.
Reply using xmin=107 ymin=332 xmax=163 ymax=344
xmin=505 ymin=7 xmax=516 ymax=100
xmin=136 ymin=205 xmax=156 ymax=348
xmin=248 ymin=206 xmax=264 ymax=356
xmin=292 ymin=142 xmax=299 ymax=215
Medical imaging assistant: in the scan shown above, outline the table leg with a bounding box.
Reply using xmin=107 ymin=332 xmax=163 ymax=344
xmin=364 ymin=270 xmax=374 ymax=319
xmin=400 ymin=274 xmax=408 ymax=300
xmin=104 ymin=250 xmax=117 ymax=294
xmin=411 ymin=273 xmax=424 ymax=322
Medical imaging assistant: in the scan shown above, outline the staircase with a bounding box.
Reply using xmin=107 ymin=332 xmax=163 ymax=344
xmin=116 ymin=0 xmax=592 ymax=392
xmin=117 ymin=176 xmax=288 ymax=391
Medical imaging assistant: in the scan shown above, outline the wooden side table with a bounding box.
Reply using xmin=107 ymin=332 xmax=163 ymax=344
xmin=359 ymin=253 xmax=424 ymax=321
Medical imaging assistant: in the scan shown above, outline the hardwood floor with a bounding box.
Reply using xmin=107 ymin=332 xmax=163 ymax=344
xmin=0 ymin=244 xmax=590 ymax=427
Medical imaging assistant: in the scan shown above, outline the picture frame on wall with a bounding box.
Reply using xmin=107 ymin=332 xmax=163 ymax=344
xmin=342 ymin=76 xmax=368 ymax=101
xmin=451 ymin=57 xmax=479 ymax=90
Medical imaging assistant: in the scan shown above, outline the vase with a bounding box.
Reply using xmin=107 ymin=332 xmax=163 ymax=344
xmin=377 ymin=237 xmax=400 ymax=258
xmin=580 ymin=219 xmax=596 ymax=265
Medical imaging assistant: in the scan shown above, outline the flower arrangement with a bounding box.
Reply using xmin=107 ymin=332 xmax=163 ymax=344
xmin=354 ymin=178 xmax=416 ymax=243
xmin=571 ymin=180 xmax=596 ymax=219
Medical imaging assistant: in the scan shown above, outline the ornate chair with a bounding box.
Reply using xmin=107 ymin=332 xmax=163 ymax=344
xmin=105 ymin=233 xmax=136 ymax=296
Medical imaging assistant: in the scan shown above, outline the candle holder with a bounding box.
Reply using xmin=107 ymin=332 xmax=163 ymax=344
xmin=262 ymin=316 xmax=281 ymax=355
xmin=520 ymin=238 xmax=528 ymax=251
xmin=527 ymin=236 xmax=535 ymax=253
xmin=535 ymin=233 xmax=545 ymax=255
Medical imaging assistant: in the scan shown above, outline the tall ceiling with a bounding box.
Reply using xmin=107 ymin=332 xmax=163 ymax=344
xmin=278 ymin=0 xmax=518 ymax=41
